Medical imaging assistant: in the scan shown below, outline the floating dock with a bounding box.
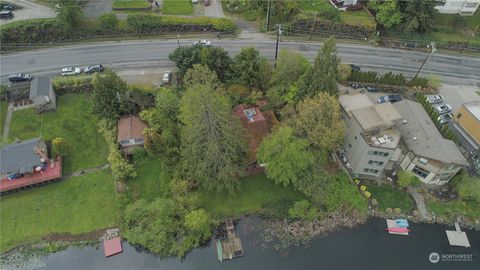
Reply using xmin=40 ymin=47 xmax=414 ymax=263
xmin=386 ymin=219 xmax=409 ymax=236
xmin=217 ymin=218 xmax=244 ymax=262
xmin=445 ymin=222 xmax=470 ymax=247
xmin=103 ymin=228 xmax=123 ymax=257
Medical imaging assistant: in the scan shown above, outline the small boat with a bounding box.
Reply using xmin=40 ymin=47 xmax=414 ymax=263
xmin=385 ymin=227 xmax=411 ymax=233
xmin=395 ymin=219 xmax=409 ymax=228
xmin=216 ymin=239 xmax=223 ymax=263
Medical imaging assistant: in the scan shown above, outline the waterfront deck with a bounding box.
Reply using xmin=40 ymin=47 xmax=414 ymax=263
xmin=217 ymin=218 xmax=244 ymax=262
xmin=386 ymin=219 xmax=409 ymax=236
xmin=445 ymin=222 xmax=470 ymax=247
xmin=0 ymin=159 xmax=62 ymax=194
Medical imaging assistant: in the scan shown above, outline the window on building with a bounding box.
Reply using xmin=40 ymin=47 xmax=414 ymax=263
xmin=383 ymin=152 xmax=389 ymax=157
xmin=368 ymin=160 xmax=373 ymax=165
xmin=412 ymin=166 xmax=430 ymax=178
xmin=355 ymin=136 xmax=357 ymax=140
xmin=465 ymin=2 xmax=478 ymax=8
xmin=379 ymin=161 xmax=384 ymax=166
xmin=349 ymin=143 xmax=352 ymax=148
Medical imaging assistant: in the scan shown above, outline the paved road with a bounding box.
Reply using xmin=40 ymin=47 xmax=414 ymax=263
xmin=0 ymin=0 xmax=55 ymax=26
xmin=1 ymin=39 xmax=479 ymax=86
xmin=204 ymin=0 xmax=225 ymax=18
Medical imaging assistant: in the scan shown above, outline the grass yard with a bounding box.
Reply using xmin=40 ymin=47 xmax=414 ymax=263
xmin=8 ymin=94 xmax=108 ymax=175
xmin=112 ymin=0 xmax=151 ymax=9
xmin=126 ymin=157 xmax=172 ymax=202
xmin=367 ymin=184 xmax=414 ymax=212
xmin=299 ymin=0 xmax=333 ymax=12
xmin=427 ymin=199 xmax=480 ymax=221
xmin=196 ymin=173 xmax=305 ymax=218
xmin=0 ymin=170 xmax=117 ymax=253
xmin=340 ymin=10 xmax=375 ymax=28
xmin=162 ymin=0 xmax=193 ymax=15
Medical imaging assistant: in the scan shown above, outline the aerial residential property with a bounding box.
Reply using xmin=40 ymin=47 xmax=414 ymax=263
xmin=0 ymin=0 xmax=479 ymax=269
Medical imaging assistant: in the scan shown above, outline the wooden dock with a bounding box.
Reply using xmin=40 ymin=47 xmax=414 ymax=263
xmin=445 ymin=222 xmax=470 ymax=247
xmin=386 ymin=219 xmax=409 ymax=236
xmin=217 ymin=218 xmax=244 ymax=262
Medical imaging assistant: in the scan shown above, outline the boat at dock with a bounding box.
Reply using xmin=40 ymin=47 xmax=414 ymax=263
xmin=385 ymin=227 xmax=411 ymax=233
xmin=394 ymin=219 xmax=409 ymax=228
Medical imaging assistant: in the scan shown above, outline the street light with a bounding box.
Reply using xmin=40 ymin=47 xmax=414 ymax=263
xmin=413 ymin=42 xmax=435 ymax=80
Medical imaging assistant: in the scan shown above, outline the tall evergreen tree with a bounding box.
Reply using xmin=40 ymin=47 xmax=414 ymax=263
xmin=398 ymin=0 xmax=437 ymax=33
xmin=231 ymin=47 xmax=271 ymax=91
xmin=92 ymin=70 xmax=127 ymax=120
xmin=179 ymin=85 xmax=247 ymax=193
xmin=297 ymin=37 xmax=340 ymax=101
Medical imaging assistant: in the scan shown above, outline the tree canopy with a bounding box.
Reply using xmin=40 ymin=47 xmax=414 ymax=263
xmin=257 ymin=125 xmax=315 ymax=187
xmin=179 ymin=85 xmax=247 ymax=193
xmin=48 ymin=0 xmax=83 ymax=29
xmin=232 ymin=47 xmax=272 ymax=91
xmin=369 ymin=0 xmax=403 ymax=29
xmin=92 ymin=70 xmax=128 ymax=120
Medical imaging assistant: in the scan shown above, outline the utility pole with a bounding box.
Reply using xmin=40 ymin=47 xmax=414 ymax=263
xmin=274 ymin=24 xmax=282 ymax=69
xmin=266 ymin=0 xmax=272 ymax=30
xmin=177 ymin=34 xmax=180 ymax=48
xmin=414 ymin=42 xmax=435 ymax=80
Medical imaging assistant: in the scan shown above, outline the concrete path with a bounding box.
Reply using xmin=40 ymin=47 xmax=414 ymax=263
xmin=0 ymin=0 xmax=55 ymax=26
xmin=204 ymin=0 xmax=225 ymax=18
xmin=407 ymin=187 xmax=432 ymax=221
xmin=2 ymin=103 xmax=13 ymax=143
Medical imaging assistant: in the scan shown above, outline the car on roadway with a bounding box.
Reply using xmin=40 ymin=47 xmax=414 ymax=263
xmin=84 ymin=64 xmax=104 ymax=74
xmin=437 ymin=113 xmax=453 ymax=125
xmin=163 ymin=71 xmax=172 ymax=84
xmin=366 ymin=86 xmax=378 ymax=92
xmin=350 ymin=64 xmax=361 ymax=71
xmin=377 ymin=94 xmax=402 ymax=104
xmin=61 ymin=67 xmax=82 ymax=76
xmin=0 ymin=10 xmax=13 ymax=19
xmin=436 ymin=104 xmax=452 ymax=114
xmin=193 ymin=40 xmax=211 ymax=46
xmin=8 ymin=73 xmax=31 ymax=83
xmin=426 ymin=94 xmax=444 ymax=104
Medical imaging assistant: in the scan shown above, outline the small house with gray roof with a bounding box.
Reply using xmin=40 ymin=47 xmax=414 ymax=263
xmin=0 ymin=137 xmax=48 ymax=179
xmin=29 ymin=77 xmax=56 ymax=112
xmin=340 ymin=94 xmax=467 ymax=186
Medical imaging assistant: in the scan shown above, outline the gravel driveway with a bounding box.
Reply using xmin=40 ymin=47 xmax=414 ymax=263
xmin=204 ymin=0 xmax=224 ymax=18
xmin=0 ymin=0 xmax=55 ymax=26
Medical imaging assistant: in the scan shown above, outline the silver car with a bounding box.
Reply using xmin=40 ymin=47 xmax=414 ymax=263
xmin=435 ymin=104 xmax=452 ymax=114
xmin=437 ymin=113 xmax=453 ymax=124
xmin=427 ymin=95 xmax=444 ymax=104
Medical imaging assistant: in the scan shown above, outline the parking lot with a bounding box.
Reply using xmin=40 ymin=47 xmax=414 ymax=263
xmin=438 ymin=84 xmax=480 ymax=112
xmin=0 ymin=0 xmax=55 ymax=26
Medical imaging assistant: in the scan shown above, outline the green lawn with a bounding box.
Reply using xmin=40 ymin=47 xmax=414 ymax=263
xmin=0 ymin=100 xmax=7 ymax=136
xmin=126 ymin=157 xmax=172 ymax=202
xmin=299 ymin=0 xmax=333 ymax=12
xmin=428 ymin=199 xmax=480 ymax=221
xmin=112 ymin=0 xmax=151 ymax=9
xmin=162 ymin=0 xmax=193 ymax=15
xmin=0 ymin=170 xmax=117 ymax=252
xmin=8 ymin=94 xmax=108 ymax=175
xmin=340 ymin=10 xmax=375 ymax=28
xmin=367 ymin=184 xmax=414 ymax=212
xmin=196 ymin=174 xmax=305 ymax=218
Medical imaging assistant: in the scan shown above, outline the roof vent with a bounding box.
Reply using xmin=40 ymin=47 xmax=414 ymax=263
xmin=413 ymin=137 xmax=418 ymax=141
xmin=243 ymin=108 xmax=256 ymax=122
xmin=403 ymin=119 xmax=408 ymax=124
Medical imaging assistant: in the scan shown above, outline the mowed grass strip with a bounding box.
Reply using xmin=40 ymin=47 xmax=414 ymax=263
xmin=0 ymin=170 xmax=117 ymax=252
xmin=8 ymin=94 xmax=108 ymax=175
xmin=196 ymin=173 xmax=305 ymax=218
xmin=113 ymin=0 xmax=151 ymax=9
xmin=162 ymin=0 xmax=193 ymax=15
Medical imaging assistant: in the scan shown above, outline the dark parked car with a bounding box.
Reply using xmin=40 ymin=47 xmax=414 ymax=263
xmin=377 ymin=94 xmax=402 ymax=104
xmin=405 ymin=43 xmax=417 ymax=48
xmin=8 ymin=73 xmax=32 ymax=83
xmin=366 ymin=86 xmax=378 ymax=92
xmin=2 ymin=4 xmax=13 ymax=11
xmin=0 ymin=10 xmax=13 ymax=19
xmin=350 ymin=64 xmax=361 ymax=71
xmin=84 ymin=64 xmax=104 ymax=74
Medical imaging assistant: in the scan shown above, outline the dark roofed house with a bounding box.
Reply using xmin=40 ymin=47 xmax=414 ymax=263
xmin=232 ymin=104 xmax=270 ymax=163
xmin=0 ymin=137 xmax=48 ymax=178
xmin=117 ymin=115 xmax=149 ymax=155
xmin=29 ymin=77 xmax=56 ymax=112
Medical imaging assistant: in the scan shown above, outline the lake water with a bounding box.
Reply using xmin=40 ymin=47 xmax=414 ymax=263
xmin=7 ymin=218 xmax=480 ymax=270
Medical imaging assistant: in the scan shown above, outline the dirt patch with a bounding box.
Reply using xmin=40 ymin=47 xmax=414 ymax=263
xmin=42 ymin=228 xmax=111 ymax=242
xmin=116 ymin=180 xmax=126 ymax=192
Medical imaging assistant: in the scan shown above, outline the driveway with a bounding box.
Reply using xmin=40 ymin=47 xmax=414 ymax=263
xmin=0 ymin=0 xmax=55 ymax=26
xmin=204 ymin=0 xmax=224 ymax=18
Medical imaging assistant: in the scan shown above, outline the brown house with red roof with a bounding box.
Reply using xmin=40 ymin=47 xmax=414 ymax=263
xmin=117 ymin=115 xmax=149 ymax=155
xmin=232 ymin=103 xmax=276 ymax=163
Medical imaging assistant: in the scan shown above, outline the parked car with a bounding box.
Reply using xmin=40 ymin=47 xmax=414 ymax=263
xmin=377 ymin=94 xmax=402 ymax=104
xmin=193 ymin=40 xmax=211 ymax=46
xmin=205 ymin=0 xmax=211 ymax=6
xmin=350 ymin=64 xmax=361 ymax=71
xmin=426 ymin=94 xmax=444 ymax=104
xmin=84 ymin=64 xmax=104 ymax=74
xmin=405 ymin=43 xmax=417 ymax=48
xmin=8 ymin=73 xmax=31 ymax=83
xmin=0 ymin=10 xmax=13 ymax=19
xmin=366 ymin=86 xmax=378 ymax=92
xmin=61 ymin=67 xmax=82 ymax=76
xmin=163 ymin=71 xmax=172 ymax=84
xmin=2 ymin=4 xmax=13 ymax=11
xmin=437 ymin=113 xmax=453 ymax=124
xmin=350 ymin=83 xmax=360 ymax=89
xmin=436 ymin=104 xmax=452 ymax=114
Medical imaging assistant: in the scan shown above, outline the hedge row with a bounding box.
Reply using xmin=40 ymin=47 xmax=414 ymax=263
xmin=289 ymin=18 xmax=376 ymax=38
xmin=348 ymin=71 xmax=430 ymax=89
xmin=1 ymin=15 xmax=235 ymax=46
xmin=417 ymin=93 xmax=456 ymax=140
xmin=52 ymin=76 xmax=93 ymax=95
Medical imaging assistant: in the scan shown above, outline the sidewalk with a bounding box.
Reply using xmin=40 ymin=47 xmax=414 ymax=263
xmin=2 ymin=103 xmax=13 ymax=143
xmin=407 ymin=187 xmax=432 ymax=221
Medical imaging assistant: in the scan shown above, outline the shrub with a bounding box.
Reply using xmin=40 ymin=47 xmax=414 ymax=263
xmin=132 ymin=147 xmax=146 ymax=161
xmin=393 ymin=208 xmax=401 ymax=214
xmin=52 ymin=137 xmax=71 ymax=157
xmin=408 ymin=77 xmax=429 ymax=88
xmin=100 ymin=13 xmax=119 ymax=33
